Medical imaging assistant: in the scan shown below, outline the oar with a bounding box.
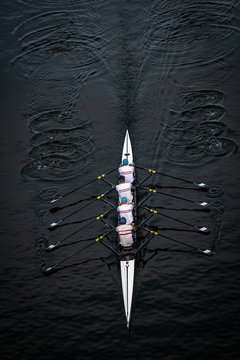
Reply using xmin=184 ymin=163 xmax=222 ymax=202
xmin=136 ymin=166 xmax=208 ymax=188
xmin=49 ymin=196 xmax=95 ymax=214
xmin=140 ymin=227 xmax=215 ymax=256
xmin=140 ymin=205 xmax=209 ymax=233
xmin=50 ymin=167 xmax=118 ymax=203
xmin=45 ymin=207 xmax=116 ymax=251
xmin=137 ymin=185 xmax=210 ymax=207
xmin=44 ymin=242 xmax=95 ymax=274
xmin=48 ymin=187 xmax=114 ymax=229
xmin=44 ymin=229 xmax=115 ymax=273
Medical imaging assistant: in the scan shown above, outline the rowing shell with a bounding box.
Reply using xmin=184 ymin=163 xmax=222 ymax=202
xmin=120 ymin=130 xmax=135 ymax=328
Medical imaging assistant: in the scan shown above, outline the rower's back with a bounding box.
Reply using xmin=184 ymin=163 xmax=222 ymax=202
xmin=119 ymin=164 xmax=134 ymax=184
xmin=116 ymin=182 xmax=133 ymax=203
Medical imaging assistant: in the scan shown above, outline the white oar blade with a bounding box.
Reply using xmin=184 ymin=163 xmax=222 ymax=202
xmin=198 ymin=248 xmax=216 ymax=256
xmin=45 ymin=266 xmax=55 ymax=273
xmin=45 ymin=242 xmax=60 ymax=251
xmin=50 ymin=196 xmax=62 ymax=203
xmin=48 ymin=220 xmax=62 ymax=229
xmin=194 ymin=182 xmax=208 ymax=188
xmin=195 ymin=225 xmax=209 ymax=233
xmin=195 ymin=201 xmax=210 ymax=207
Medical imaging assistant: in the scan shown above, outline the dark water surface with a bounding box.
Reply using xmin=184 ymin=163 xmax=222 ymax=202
xmin=1 ymin=1 xmax=240 ymax=359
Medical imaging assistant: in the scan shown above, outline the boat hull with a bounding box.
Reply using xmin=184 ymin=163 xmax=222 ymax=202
xmin=122 ymin=129 xmax=133 ymax=164
xmin=120 ymin=258 xmax=135 ymax=328
xmin=120 ymin=129 xmax=135 ymax=327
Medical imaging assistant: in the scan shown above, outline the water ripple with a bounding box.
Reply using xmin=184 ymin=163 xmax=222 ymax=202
xmin=14 ymin=2 xmax=112 ymax=181
xmin=142 ymin=0 xmax=239 ymax=68
xmin=159 ymin=87 xmax=238 ymax=165
xmin=39 ymin=188 xmax=60 ymax=202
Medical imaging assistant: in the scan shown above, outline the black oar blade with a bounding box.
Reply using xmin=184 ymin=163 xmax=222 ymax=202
xmin=49 ymin=207 xmax=62 ymax=213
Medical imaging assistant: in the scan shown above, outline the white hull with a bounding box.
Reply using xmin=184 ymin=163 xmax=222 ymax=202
xmin=120 ymin=259 xmax=135 ymax=328
xmin=120 ymin=129 xmax=135 ymax=327
xmin=122 ymin=129 xmax=133 ymax=164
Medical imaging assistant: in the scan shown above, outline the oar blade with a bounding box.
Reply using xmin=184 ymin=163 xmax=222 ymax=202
xmin=195 ymin=225 xmax=210 ymax=233
xmin=193 ymin=182 xmax=208 ymax=188
xmin=198 ymin=248 xmax=216 ymax=256
xmin=48 ymin=219 xmax=62 ymax=229
xmin=50 ymin=197 xmax=62 ymax=204
xmin=195 ymin=201 xmax=210 ymax=207
xmin=44 ymin=264 xmax=58 ymax=274
xmin=49 ymin=207 xmax=61 ymax=213
xmin=45 ymin=242 xmax=61 ymax=251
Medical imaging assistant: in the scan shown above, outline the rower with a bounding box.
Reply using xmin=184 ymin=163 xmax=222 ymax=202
xmin=116 ymin=175 xmax=133 ymax=203
xmin=117 ymin=197 xmax=134 ymax=224
xmin=119 ymin=158 xmax=134 ymax=184
xmin=116 ymin=217 xmax=134 ymax=247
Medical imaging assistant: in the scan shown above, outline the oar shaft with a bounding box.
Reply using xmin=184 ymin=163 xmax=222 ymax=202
xmin=97 ymin=238 xmax=119 ymax=255
xmin=53 ymin=242 xmax=95 ymax=268
xmin=140 ymin=227 xmax=214 ymax=255
xmin=49 ymin=187 xmax=115 ymax=228
xmin=61 ymin=207 xmax=116 ymax=242
xmin=62 ymin=198 xmax=97 ymax=221
xmin=50 ymin=167 xmax=118 ymax=203
xmin=45 ymin=229 xmax=115 ymax=272
xmin=141 ymin=206 xmax=194 ymax=228
xmin=138 ymin=186 xmax=209 ymax=207
xmin=138 ymin=185 xmax=193 ymax=203
xmin=135 ymin=234 xmax=155 ymax=254
xmin=47 ymin=207 xmax=117 ymax=250
xmin=141 ymin=227 xmax=197 ymax=250
xmin=136 ymin=166 xmax=208 ymax=188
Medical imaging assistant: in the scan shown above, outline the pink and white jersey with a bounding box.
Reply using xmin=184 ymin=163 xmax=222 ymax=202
xmin=116 ymin=183 xmax=133 ymax=203
xmin=116 ymin=224 xmax=134 ymax=247
xmin=118 ymin=165 xmax=134 ymax=183
xmin=117 ymin=203 xmax=134 ymax=224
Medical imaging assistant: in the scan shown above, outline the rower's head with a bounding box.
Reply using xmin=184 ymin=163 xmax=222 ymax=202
xmin=121 ymin=197 xmax=127 ymax=204
xmin=119 ymin=175 xmax=125 ymax=183
xmin=123 ymin=159 xmax=128 ymax=165
xmin=119 ymin=217 xmax=126 ymax=225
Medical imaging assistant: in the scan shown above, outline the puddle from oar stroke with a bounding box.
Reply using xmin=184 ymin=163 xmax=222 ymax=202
xmin=206 ymin=186 xmax=224 ymax=199
xmin=161 ymin=89 xmax=238 ymax=165
xmin=21 ymin=123 xmax=95 ymax=180
xmin=14 ymin=3 xmax=109 ymax=181
xmin=39 ymin=188 xmax=60 ymax=202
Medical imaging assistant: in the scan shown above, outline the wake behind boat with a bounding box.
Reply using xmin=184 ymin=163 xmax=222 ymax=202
xmin=44 ymin=129 xmax=216 ymax=328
